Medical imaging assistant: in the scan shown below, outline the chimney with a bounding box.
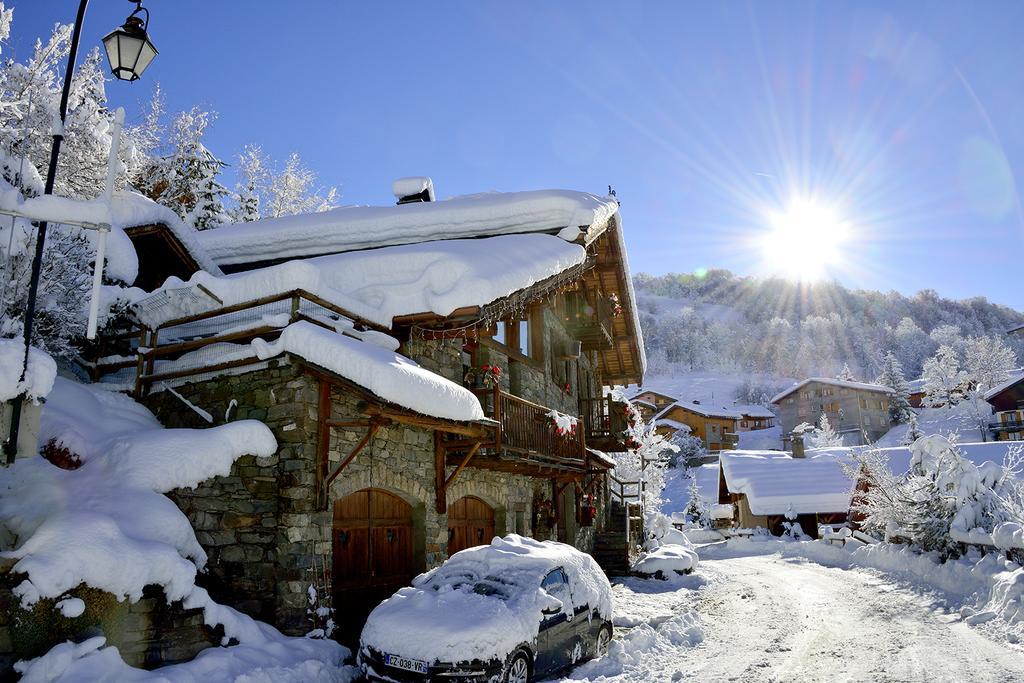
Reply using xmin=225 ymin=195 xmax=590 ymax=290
xmin=393 ymin=176 xmax=435 ymax=205
xmin=791 ymin=432 xmax=806 ymax=458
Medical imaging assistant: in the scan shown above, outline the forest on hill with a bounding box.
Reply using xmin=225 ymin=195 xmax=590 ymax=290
xmin=634 ymin=270 xmax=1024 ymax=386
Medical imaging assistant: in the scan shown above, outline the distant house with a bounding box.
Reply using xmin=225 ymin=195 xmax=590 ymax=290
xmin=630 ymin=397 xmax=660 ymax=421
xmin=718 ymin=450 xmax=853 ymax=537
xmin=985 ymin=374 xmax=1024 ymax=442
xmin=630 ymin=390 xmax=677 ymax=415
xmin=907 ymin=378 xmax=927 ymax=408
xmin=734 ymin=404 xmax=776 ymax=431
xmin=772 ymin=378 xmax=893 ymax=448
xmin=653 ymin=401 xmax=741 ymax=451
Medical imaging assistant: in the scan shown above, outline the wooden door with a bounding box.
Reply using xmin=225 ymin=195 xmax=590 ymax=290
xmin=447 ymin=496 xmax=495 ymax=555
xmin=333 ymin=489 xmax=414 ymax=644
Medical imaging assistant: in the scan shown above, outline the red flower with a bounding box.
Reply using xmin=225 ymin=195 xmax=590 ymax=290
xmin=493 ymin=366 xmax=501 ymax=376
xmin=483 ymin=364 xmax=491 ymax=372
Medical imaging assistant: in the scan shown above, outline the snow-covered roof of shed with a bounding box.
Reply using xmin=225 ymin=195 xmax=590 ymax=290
xmin=735 ymin=404 xmax=776 ymax=418
xmin=0 ymin=186 xmax=219 ymax=284
xmin=132 ymin=233 xmax=586 ymax=330
xmin=632 ymin=398 xmax=657 ymax=410
xmin=195 ymin=189 xmax=619 ymax=268
xmin=719 ymin=450 xmax=855 ymax=516
xmin=771 ymin=377 xmax=893 ymax=404
xmin=655 ymin=417 xmax=691 ymax=433
xmin=657 ymin=401 xmax=742 ymax=421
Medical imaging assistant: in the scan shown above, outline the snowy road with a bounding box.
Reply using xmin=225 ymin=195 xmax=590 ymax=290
xmin=563 ymin=547 xmax=1024 ymax=682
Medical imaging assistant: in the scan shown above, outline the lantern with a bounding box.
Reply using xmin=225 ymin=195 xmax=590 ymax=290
xmin=102 ymin=2 xmax=158 ymax=82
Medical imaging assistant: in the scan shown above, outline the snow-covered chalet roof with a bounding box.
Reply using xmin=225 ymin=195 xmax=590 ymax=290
xmin=195 ymin=189 xmax=619 ymax=268
xmin=655 ymin=417 xmax=692 ymax=433
xmin=632 ymin=398 xmax=657 ymax=411
xmin=983 ymin=370 xmax=1024 ymax=402
xmin=719 ymin=450 xmax=855 ymax=516
xmin=131 ymin=233 xmax=586 ymax=330
xmin=657 ymin=401 xmax=742 ymax=421
xmin=771 ymin=378 xmax=893 ymax=404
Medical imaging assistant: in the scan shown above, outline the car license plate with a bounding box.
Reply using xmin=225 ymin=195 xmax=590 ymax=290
xmin=385 ymin=653 xmax=429 ymax=674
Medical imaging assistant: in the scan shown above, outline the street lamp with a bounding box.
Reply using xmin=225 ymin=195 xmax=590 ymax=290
xmin=3 ymin=0 xmax=157 ymax=464
xmin=102 ymin=2 xmax=158 ymax=82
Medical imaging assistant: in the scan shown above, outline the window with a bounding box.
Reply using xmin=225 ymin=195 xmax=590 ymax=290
xmin=494 ymin=321 xmax=506 ymax=345
xmin=517 ymin=320 xmax=530 ymax=357
xmin=541 ymin=568 xmax=571 ymax=606
xmin=860 ymin=398 xmax=867 ymax=410
xmin=825 ymin=402 xmax=840 ymax=413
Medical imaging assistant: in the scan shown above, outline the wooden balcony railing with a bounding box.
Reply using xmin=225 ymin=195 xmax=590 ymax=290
xmin=562 ymin=292 xmax=613 ymax=351
xmin=577 ymin=396 xmax=628 ymax=443
xmin=471 ymin=387 xmax=587 ymax=470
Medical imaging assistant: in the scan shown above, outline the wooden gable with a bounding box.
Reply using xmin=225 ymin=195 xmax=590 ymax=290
xmin=124 ymin=223 xmax=202 ymax=291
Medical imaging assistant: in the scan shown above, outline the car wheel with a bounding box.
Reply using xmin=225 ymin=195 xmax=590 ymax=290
xmin=595 ymin=624 xmax=612 ymax=657
xmin=504 ymin=650 xmax=531 ymax=683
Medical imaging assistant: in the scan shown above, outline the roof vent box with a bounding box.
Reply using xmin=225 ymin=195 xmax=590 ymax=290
xmin=393 ymin=176 xmax=435 ymax=205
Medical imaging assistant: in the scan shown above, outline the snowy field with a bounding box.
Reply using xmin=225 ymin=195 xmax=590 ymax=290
xmin=553 ymin=539 xmax=1024 ymax=682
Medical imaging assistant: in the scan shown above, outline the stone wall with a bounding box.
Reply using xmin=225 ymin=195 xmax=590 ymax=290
xmin=0 ymin=576 xmax=217 ymax=680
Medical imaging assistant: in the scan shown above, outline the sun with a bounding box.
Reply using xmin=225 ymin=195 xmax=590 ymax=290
xmin=759 ymin=200 xmax=849 ymax=281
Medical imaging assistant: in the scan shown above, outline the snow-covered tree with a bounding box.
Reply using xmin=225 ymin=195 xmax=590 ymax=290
xmin=670 ymin=430 xmax=706 ymax=467
xmin=922 ymin=345 xmax=966 ymax=408
xmin=265 ymin=152 xmax=337 ymax=218
xmin=136 ymin=106 xmax=230 ymax=229
xmin=836 ymin=363 xmax=855 ymax=382
xmin=902 ymin=411 xmax=924 ymax=446
xmin=963 ymin=335 xmax=1017 ymax=393
xmin=806 ymin=412 xmax=843 ymax=449
xmin=876 ymin=351 xmax=913 ymax=423
xmin=230 ymin=144 xmax=268 ymax=223
xmin=683 ymin=477 xmax=710 ymax=527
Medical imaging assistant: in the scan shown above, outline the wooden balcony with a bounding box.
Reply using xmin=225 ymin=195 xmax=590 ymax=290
xmin=578 ymin=396 xmax=629 ymax=451
xmin=562 ymin=292 xmax=613 ymax=351
xmin=469 ymin=387 xmax=587 ymax=473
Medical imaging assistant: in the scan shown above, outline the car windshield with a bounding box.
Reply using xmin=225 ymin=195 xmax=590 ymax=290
xmin=429 ymin=571 xmax=516 ymax=600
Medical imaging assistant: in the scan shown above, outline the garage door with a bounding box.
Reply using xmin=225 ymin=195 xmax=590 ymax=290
xmin=447 ymin=495 xmax=495 ymax=555
xmin=333 ymin=489 xmax=414 ymax=642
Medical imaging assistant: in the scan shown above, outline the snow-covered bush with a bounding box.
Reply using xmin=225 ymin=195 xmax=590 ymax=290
xmin=850 ymin=434 xmax=1024 ymax=560
xmin=670 ymin=431 xmax=706 ymax=467
xmin=682 ymin=477 xmax=711 ymax=528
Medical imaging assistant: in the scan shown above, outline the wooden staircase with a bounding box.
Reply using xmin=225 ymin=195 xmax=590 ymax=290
xmin=591 ymin=501 xmax=631 ymax=576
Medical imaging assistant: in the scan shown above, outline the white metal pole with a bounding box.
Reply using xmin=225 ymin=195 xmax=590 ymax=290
xmin=86 ymin=107 xmax=123 ymax=340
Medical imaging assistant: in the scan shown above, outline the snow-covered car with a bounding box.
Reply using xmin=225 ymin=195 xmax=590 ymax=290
xmin=358 ymin=534 xmax=613 ymax=682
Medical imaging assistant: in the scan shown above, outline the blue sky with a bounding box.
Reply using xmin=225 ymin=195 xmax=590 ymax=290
xmin=12 ymin=1 xmax=1024 ymax=309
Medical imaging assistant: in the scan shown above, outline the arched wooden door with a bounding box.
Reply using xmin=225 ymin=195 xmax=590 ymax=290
xmin=447 ymin=496 xmax=495 ymax=555
xmin=333 ymin=489 xmax=414 ymax=643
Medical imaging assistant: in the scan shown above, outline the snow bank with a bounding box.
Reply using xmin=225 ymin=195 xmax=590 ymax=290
xmin=2 ymin=377 xmax=353 ymax=679
xmin=633 ymin=544 xmax=699 ymax=577
xmin=0 ymin=339 xmax=55 ymax=402
xmin=360 ymin=535 xmax=612 ymax=664
xmin=135 ymin=233 xmax=587 ymax=330
xmin=196 ymin=189 xmax=617 ymax=267
xmin=566 ymin=613 xmax=703 ymax=681
xmin=1 ymin=378 xmax=276 ymax=605
xmin=719 ymin=450 xmax=855 ymax=516
xmin=15 ymin=634 xmax=354 ymax=683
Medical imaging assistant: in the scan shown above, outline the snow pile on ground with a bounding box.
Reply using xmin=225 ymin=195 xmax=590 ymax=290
xmin=566 ymin=575 xmax=704 ymax=681
xmin=736 ymin=424 xmax=782 ymax=450
xmin=876 ymin=406 xmax=988 ymax=446
xmin=0 ymin=339 xmax=55 ymax=402
xmin=719 ymin=450 xmax=855 ymax=516
xmin=778 ymin=540 xmax=1024 ymax=644
xmin=1 ymin=378 xmax=352 ymax=680
xmin=134 ymin=233 xmax=587 ymax=330
xmin=361 ymin=535 xmax=612 ymax=664
xmin=633 ymin=545 xmax=699 ymax=577
xmin=196 ymin=189 xmax=617 ymax=267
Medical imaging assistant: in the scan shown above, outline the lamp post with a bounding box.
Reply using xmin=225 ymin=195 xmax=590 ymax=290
xmin=3 ymin=0 xmax=158 ymax=464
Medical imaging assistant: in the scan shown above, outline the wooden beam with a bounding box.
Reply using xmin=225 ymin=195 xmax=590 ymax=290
xmin=361 ymin=403 xmax=492 ymax=439
xmin=435 ymin=431 xmax=447 ymax=514
xmin=322 ymin=422 xmax=381 ymax=506
xmin=315 ymin=381 xmax=331 ymax=502
xmin=443 ymin=441 xmax=483 ymax=491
